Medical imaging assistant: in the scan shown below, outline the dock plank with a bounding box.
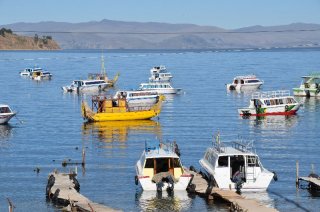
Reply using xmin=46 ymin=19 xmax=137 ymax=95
xmin=47 ymin=171 xmax=120 ymax=212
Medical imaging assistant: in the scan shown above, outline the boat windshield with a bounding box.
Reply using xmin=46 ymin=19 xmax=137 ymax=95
xmin=0 ymin=107 xmax=11 ymax=113
xmin=247 ymin=79 xmax=260 ymax=83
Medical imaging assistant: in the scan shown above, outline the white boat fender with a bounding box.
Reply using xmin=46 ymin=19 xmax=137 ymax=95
xmin=272 ymin=171 xmax=278 ymax=181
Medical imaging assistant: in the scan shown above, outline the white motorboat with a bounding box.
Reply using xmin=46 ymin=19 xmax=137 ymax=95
xmin=149 ymin=66 xmax=173 ymax=82
xmin=113 ymin=90 xmax=159 ymax=107
xmin=293 ymin=73 xmax=320 ymax=97
xmin=62 ymin=80 xmax=110 ymax=92
xmin=0 ymin=104 xmax=16 ymax=124
xmin=238 ymin=90 xmax=301 ymax=116
xmin=31 ymin=69 xmax=52 ymax=80
xmin=227 ymin=75 xmax=263 ymax=91
xmin=139 ymin=82 xmax=181 ymax=94
xmin=135 ymin=141 xmax=192 ymax=191
xmin=199 ymin=134 xmax=276 ymax=191
xmin=20 ymin=67 xmax=38 ymax=76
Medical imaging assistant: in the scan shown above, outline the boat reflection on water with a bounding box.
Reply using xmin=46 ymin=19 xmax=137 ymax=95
xmin=135 ymin=190 xmax=192 ymax=211
xmin=0 ymin=124 xmax=13 ymax=140
xmin=295 ymin=96 xmax=320 ymax=112
xmin=82 ymin=120 xmax=162 ymax=143
xmin=246 ymin=115 xmax=298 ymax=130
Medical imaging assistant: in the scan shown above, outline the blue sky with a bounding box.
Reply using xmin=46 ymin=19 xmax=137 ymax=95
xmin=1 ymin=0 xmax=320 ymax=29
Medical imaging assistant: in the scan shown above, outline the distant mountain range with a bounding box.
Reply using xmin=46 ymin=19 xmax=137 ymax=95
xmin=2 ymin=20 xmax=320 ymax=49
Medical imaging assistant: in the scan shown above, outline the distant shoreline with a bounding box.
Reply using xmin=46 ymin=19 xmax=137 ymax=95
xmin=1 ymin=46 xmax=319 ymax=53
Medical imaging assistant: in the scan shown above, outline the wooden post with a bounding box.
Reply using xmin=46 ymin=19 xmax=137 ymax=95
xmin=296 ymin=161 xmax=299 ymax=187
xmin=7 ymin=198 xmax=15 ymax=212
xmin=82 ymin=148 xmax=86 ymax=167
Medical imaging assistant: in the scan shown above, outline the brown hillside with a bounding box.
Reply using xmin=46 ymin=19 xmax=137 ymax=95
xmin=0 ymin=32 xmax=60 ymax=50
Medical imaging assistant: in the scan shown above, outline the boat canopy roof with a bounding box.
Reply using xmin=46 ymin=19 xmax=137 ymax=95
xmin=234 ymin=75 xmax=257 ymax=79
xmin=140 ymin=82 xmax=171 ymax=86
xmin=251 ymin=90 xmax=290 ymax=99
xmin=301 ymin=73 xmax=320 ymax=79
xmin=0 ymin=104 xmax=9 ymax=107
xmin=144 ymin=141 xmax=180 ymax=159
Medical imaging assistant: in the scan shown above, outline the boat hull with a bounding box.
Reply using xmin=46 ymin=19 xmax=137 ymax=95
xmin=140 ymin=88 xmax=181 ymax=94
xmin=81 ymin=96 xmax=164 ymax=122
xmin=199 ymin=159 xmax=274 ymax=191
xmin=227 ymin=83 xmax=263 ymax=91
xmin=62 ymin=83 xmax=109 ymax=92
xmin=127 ymin=97 xmax=158 ymax=107
xmin=293 ymin=88 xmax=320 ymax=97
xmin=0 ymin=113 xmax=16 ymax=124
xmin=238 ymin=104 xmax=301 ymax=116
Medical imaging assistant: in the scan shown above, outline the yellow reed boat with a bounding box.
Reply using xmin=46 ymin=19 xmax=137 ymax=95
xmin=81 ymin=95 xmax=164 ymax=122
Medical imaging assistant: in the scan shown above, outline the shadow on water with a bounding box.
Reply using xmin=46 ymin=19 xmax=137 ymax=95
xmin=269 ymin=191 xmax=311 ymax=212
xmin=82 ymin=120 xmax=162 ymax=143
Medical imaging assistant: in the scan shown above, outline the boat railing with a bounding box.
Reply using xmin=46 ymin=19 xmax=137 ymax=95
xmin=235 ymin=75 xmax=256 ymax=79
xmin=251 ymin=90 xmax=290 ymax=99
xmin=232 ymin=140 xmax=254 ymax=153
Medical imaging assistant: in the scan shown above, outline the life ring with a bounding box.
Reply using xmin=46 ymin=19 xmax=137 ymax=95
xmin=285 ymin=105 xmax=289 ymax=112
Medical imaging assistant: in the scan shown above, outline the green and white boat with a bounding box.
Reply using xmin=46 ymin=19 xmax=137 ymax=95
xmin=293 ymin=73 xmax=320 ymax=97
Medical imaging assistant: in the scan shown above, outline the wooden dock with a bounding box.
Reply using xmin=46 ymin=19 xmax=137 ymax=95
xmin=187 ymin=170 xmax=278 ymax=212
xmin=46 ymin=170 xmax=120 ymax=212
xmin=295 ymin=161 xmax=320 ymax=192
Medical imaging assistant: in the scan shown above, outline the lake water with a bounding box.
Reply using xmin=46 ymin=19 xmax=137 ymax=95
xmin=0 ymin=49 xmax=319 ymax=211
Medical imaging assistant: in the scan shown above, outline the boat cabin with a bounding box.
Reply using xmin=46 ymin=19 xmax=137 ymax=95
xmin=251 ymin=90 xmax=297 ymax=107
xmin=199 ymin=138 xmax=275 ymax=191
xmin=90 ymin=95 xmax=128 ymax=113
xmin=139 ymin=142 xmax=184 ymax=180
xmin=203 ymin=142 xmax=262 ymax=183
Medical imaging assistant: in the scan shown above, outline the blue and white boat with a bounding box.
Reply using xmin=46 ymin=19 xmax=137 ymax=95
xmin=0 ymin=104 xmax=16 ymax=124
xmin=113 ymin=90 xmax=159 ymax=107
xmin=62 ymin=79 xmax=110 ymax=92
